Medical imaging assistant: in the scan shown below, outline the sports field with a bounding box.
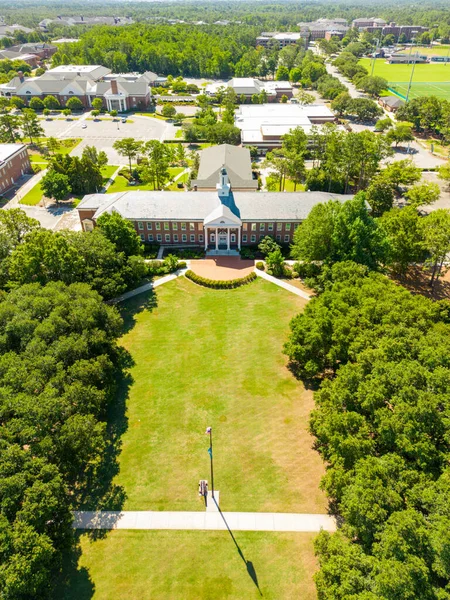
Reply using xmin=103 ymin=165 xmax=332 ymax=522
xmin=359 ymin=58 xmax=450 ymax=99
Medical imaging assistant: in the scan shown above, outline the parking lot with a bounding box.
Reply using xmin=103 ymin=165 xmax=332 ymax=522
xmin=40 ymin=114 xmax=175 ymax=164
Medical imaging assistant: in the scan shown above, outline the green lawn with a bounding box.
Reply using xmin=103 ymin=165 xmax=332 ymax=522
xmin=20 ymin=181 xmax=45 ymax=206
xmin=101 ymin=165 xmax=118 ymax=184
xmin=28 ymin=153 xmax=49 ymax=165
xmin=106 ymin=175 xmax=157 ymax=193
xmin=112 ymin=277 xmax=325 ymax=513
xmin=266 ymin=176 xmax=305 ymax=192
xmin=409 ymin=45 xmax=450 ymax=56
xmin=359 ymin=58 xmax=450 ymax=82
xmin=55 ymin=530 xmax=319 ymax=600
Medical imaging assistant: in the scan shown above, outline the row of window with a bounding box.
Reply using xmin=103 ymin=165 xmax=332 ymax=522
xmin=137 ymin=221 xmax=197 ymax=231
xmin=244 ymin=234 xmax=291 ymax=243
xmin=246 ymin=223 xmax=298 ymax=232
xmin=140 ymin=233 xmax=203 ymax=243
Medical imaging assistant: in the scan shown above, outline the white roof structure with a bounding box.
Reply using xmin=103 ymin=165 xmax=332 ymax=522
xmin=0 ymin=143 xmax=26 ymax=164
xmin=205 ymin=78 xmax=292 ymax=97
xmin=46 ymin=65 xmax=111 ymax=80
xmin=235 ymin=104 xmax=336 ymax=146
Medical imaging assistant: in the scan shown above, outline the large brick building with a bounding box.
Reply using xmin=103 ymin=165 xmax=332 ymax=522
xmin=77 ymin=169 xmax=352 ymax=252
xmin=0 ymin=144 xmax=31 ymax=194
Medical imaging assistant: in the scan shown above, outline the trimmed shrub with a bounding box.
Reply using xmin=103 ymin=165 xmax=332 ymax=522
xmin=256 ymin=261 xmax=265 ymax=271
xmin=185 ymin=270 xmax=256 ymax=289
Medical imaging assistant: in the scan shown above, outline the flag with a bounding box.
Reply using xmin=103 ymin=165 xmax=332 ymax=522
xmin=205 ymin=427 xmax=211 ymax=434
xmin=207 ymin=446 xmax=212 ymax=458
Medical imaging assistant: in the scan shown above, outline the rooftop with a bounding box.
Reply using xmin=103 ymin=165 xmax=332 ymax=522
xmin=0 ymin=143 xmax=26 ymax=164
xmin=193 ymin=144 xmax=257 ymax=190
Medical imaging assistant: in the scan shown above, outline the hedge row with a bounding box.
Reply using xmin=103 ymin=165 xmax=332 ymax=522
xmin=185 ymin=270 xmax=256 ymax=289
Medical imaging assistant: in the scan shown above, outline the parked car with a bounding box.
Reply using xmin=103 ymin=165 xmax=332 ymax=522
xmin=121 ymin=118 xmax=127 ymax=123
xmin=82 ymin=123 xmax=87 ymax=129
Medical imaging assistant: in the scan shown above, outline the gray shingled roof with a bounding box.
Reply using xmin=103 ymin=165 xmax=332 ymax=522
xmin=193 ymin=145 xmax=258 ymax=190
xmin=78 ymin=190 xmax=354 ymax=222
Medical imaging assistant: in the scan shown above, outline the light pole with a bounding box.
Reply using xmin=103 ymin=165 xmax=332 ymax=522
xmin=205 ymin=426 xmax=214 ymax=498
xmin=371 ymin=38 xmax=380 ymax=77
xmin=405 ymin=34 xmax=418 ymax=103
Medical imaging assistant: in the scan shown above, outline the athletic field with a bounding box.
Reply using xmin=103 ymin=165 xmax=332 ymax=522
xmin=388 ymin=81 xmax=450 ymax=101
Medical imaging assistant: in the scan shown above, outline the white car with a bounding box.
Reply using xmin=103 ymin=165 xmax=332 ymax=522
xmin=82 ymin=123 xmax=87 ymax=129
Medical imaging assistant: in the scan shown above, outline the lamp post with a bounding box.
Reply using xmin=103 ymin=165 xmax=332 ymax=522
xmin=405 ymin=34 xmax=418 ymax=103
xmin=205 ymin=426 xmax=214 ymax=498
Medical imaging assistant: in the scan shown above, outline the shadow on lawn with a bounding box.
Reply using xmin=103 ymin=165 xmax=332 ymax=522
xmin=52 ymin=536 xmax=95 ymax=600
xmin=119 ymin=288 xmax=158 ymax=335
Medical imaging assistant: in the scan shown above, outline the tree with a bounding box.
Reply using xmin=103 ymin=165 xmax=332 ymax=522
xmin=296 ymin=90 xmax=315 ymax=106
xmin=366 ymin=176 xmax=395 ymax=217
xmin=82 ymin=145 xmax=108 ymax=168
xmin=112 ymin=138 xmax=143 ymax=174
xmin=66 ymin=96 xmax=84 ymax=111
xmin=29 ymin=97 xmax=45 ymax=111
xmin=381 ymin=160 xmax=422 ymax=192
xmin=289 ymin=67 xmax=302 ymax=82
xmin=43 ymin=108 xmax=51 ymax=118
xmin=21 ymin=108 xmax=44 ymax=144
xmin=421 ymin=209 xmax=450 ymax=287
xmin=330 ymin=92 xmax=352 ymax=116
xmin=356 ymin=75 xmax=388 ymax=97
xmin=0 ymin=113 xmax=22 ymax=143
xmin=405 ymin=182 xmax=440 ymax=208
xmin=40 ymin=171 xmax=71 ymax=203
xmin=275 ymin=65 xmax=290 ymax=81
xmin=437 ymin=161 xmax=450 ymax=189
xmin=347 ymin=98 xmax=383 ymax=122
xmin=258 ymin=236 xmax=280 ymax=257
xmin=280 ymin=94 xmax=288 ymax=104
xmin=375 ymin=117 xmax=393 ymax=132
xmin=266 ymin=247 xmax=285 ymax=277
xmin=161 ymin=104 xmax=176 ymax=118
xmin=140 ymin=139 xmax=170 ymax=189
xmin=91 ymin=97 xmax=103 ymax=112
xmin=381 ymin=207 xmax=424 ymax=275
xmin=96 ymin=211 xmax=142 ymax=257
xmin=110 ymin=110 xmax=118 ymax=119
xmin=62 ymin=108 xmax=71 ymax=118
xmin=43 ymin=95 xmax=60 ymax=110
xmin=10 ymin=96 xmax=25 ymax=110
xmin=46 ymin=137 xmax=59 ymax=155
xmin=386 ymin=122 xmax=415 ymax=147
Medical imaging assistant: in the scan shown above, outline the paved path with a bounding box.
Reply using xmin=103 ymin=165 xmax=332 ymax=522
xmin=255 ymin=269 xmax=311 ymax=299
xmin=110 ymin=269 xmax=186 ymax=303
xmin=73 ymin=510 xmax=336 ymax=533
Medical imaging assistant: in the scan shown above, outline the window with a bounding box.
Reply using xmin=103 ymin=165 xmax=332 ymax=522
xmin=164 ymin=222 xmax=169 ymax=230
xmin=146 ymin=222 xmax=152 ymax=230
xmin=260 ymin=223 xmax=265 ymax=231
xmin=181 ymin=234 xmax=187 ymax=242
xmin=155 ymin=222 xmax=161 ymax=230
xmin=138 ymin=221 xmax=144 ymax=230
xmin=251 ymin=223 xmax=256 ymax=231
xmin=173 ymin=234 xmax=178 ymax=242
xmin=251 ymin=235 xmax=256 ymax=243
xmin=190 ymin=234 xmax=195 ymax=242
xmin=190 ymin=223 xmax=195 ymax=231
xmin=259 ymin=235 xmax=264 ymax=241
xmin=148 ymin=234 xmax=153 ymax=242
xmin=181 ymin=223 xmax=186 ymax=231
xmin=140 ymin=234 xmax=145 ymax=241
xmin=277 ymin=223 xmax=282 ymax=231
xmin=276 ymin=235 xmax=281 ymax=242
xmin=157 ymin=234 xmax=162 ymax=242
xmin=231 ymin=234 xmax=236 ymax=243
xmin=211 ymin=233 xmax=215 ymax=242
xmin=268 ymin=223 xmax=273 ymax=232
xmin=285 ymin=223 xmax=291 ymax=231
xmin=165 ymin=234 xmax=170 ymax=242
xmin=242 ymin=235 xmax=247 ymax=243
xmin=172 ymin=222 xmax=178 ymax=230
xmin=294 ymin=223 xmax=299 ymax=230
xmin=243 ymin=223 xmax=248 ymax=231
xmin=199 ymin=234 xmax=203 ymax=242
xmin=284 ymin=235 xmax=290 ymax=242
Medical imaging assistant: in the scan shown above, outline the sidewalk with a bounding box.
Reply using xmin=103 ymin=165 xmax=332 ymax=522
xmin=255 ymin=269 xmax=311 ymax=300
xmin=110 ymin=269 xmax=187 ymax=303
xmin=73 ymin=510 xmax=336 ymax=533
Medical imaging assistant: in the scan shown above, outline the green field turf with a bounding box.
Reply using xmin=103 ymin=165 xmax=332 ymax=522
xmin=360 ymin=58 xmax=450 ymax=82
xmin=388 ymin=81 xmax=450 ymax=100
xmin=408 ymin=45 xmax=450 ymax=56
xmin=110 ymin=277 xmax=325 ymax=513
xmin=55 ymin=531 xmax=319 ymax=600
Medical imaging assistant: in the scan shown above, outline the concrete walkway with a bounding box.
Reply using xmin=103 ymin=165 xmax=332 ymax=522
xmin=255 ymin=269 xmax=311 ymax=300
xmin=73 ymin=510 xmax=336 ymax=533
xmin=110 ymin=269 xmax=186 ymax=303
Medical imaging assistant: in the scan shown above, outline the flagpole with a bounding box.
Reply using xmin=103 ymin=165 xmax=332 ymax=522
xmin=209 ymin=427 xmax=215 ymax=499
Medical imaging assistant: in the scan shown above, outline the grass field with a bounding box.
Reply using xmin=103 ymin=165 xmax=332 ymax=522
xmin=107 ymin=167 xmax=186 ymax=194
xmin=112 ymin=277 xmax=325 ymax=513
xmin=266 ymin=176 xmax=306 ymax=192
xmin=55 ymin=531 xmax=319 ymax=600
xmin=408 ymin=45 xmax=450 ymax=56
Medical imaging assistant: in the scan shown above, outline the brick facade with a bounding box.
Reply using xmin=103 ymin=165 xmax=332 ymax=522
xmin=0 ymin=145 xmax=31 ymax=194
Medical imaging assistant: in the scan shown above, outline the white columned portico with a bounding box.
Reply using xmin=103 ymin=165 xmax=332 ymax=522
xmin=215 ymin=228 xmax=218 ymax=250
xmin=227 ymin=228 xmax=230 ymax=251
xmin=238 ymin=227 xmax=241 ymax=250
xmin=204 ymin=226 xmax=208 ymax=250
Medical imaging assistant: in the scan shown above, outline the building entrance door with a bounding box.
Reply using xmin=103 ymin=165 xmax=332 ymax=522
xmin=219 ymin=234 xmax=227 ymax=246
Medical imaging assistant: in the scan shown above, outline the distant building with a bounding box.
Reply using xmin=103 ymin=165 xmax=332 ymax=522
xmin=52 ymin=38 xmax=80 ymax=44
xmin=387 ymin=53 xmax=428 ymax=64
xmin=0 ymin=65 xmax=152 ymax=111
xmin=77 ymin=169 xmax=353 ymax=251
xmin=235 ymin=103 xmax=337 ymax=151
xmin=0 ymin=144 xmax=31 ymax=195
xmin=192 ymin=145 xmax=258 ymax=192
xmin=0 ymin=50 xmax=39 ymax=67
xmin=7 ymin=43 xmax=57 ymax=60
xmin=430 ymin=55 xmax=450 ymax=63
xmin=205 ymin=78 xmax=293 ymax=101
xmin=352 ymin=18 xmax=387 ymax=29
xmin=0 ymin=24 xmax=33 ymax=37
xmin=256 ymin=32 xmax=302 ymax=48
xmin=358 ymin=21 xmax=428 ymax=41
xmin=39 ymin=16 xmax=133 ymax=31
xmin=325 ymin=30 xmax=346 ymax=41
xmin=296 ymin=19 xmax=349 ymax=40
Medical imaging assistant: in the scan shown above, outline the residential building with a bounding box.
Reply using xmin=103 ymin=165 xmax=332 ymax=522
xmin=352 ymin=18 xmax=387 ymax=29
xmin=0 ymin=24 xmax=33 ymax=38
xmin=362 ymin=22 xmax=428 ymax=41
xmin=0 ymin=144 xmax=31 ymax=194
xmin=205 ymin=78 xmax=293 ymax=101
xmin=296 ymin=19 xmax=349 ymax=40
xmin=0 ymin=50 xmax=39 ymax=67
xmin=7 ymin=43 xmax=57 ymax=59
xmin=77 ymin=169 xmax=353 ymax=251
xmin=235 ymin=103 xmax=337 ymax=151
xmin=0 ymin=65 xmax=152 ymax=111
xmin=256 ymin=32 xmax=302 ymax=48
xmin=191 ymin=145 xmax=258 ymax=191
xmin=39 ymin=16 xmax=133 ymax=31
